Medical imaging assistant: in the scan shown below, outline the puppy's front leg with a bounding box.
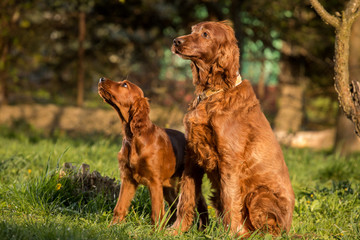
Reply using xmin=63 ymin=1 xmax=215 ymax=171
xmin=163 ymin=186 xmax=178 ymax=224
xmin=148 ymin=181 xmax=165 ymax=227
xmin=110 ymin=178 xmax=138 ymax=226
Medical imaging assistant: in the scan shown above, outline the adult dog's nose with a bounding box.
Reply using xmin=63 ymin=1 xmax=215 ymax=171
xmin=173 ymin=38 xmax=184 ymax=47
xmin=99 ymin=77 xmax=105 ymax=83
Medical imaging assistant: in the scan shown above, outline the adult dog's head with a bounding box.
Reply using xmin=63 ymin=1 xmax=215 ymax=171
xmin=172 ymin=21 xmax=239 ymax=91
xmin=98 ymin=77 xmax=148 ymax=124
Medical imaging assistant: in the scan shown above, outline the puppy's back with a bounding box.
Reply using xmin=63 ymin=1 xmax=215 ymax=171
xmin=165 ymin=129 xmax=185 ymax=178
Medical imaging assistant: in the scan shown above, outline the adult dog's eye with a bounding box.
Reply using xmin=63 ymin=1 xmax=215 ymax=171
xmin=122 ymin=83 xmax=128 ymax=88
xmin=202 ymin=32 xmax=209 ymax=38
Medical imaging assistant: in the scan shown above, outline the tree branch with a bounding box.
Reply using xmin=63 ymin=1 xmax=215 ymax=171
xmin=310 ymin=0 xmax=360 ymax=136
xmin=346 ymin=0 xmax=360 ymax=14
xmin=347 ymin=0 xmax=360 ymax=23
xmin=309 ymin=0 xmax=340 ymax=28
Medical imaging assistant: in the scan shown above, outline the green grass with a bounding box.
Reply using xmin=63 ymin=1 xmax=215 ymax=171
xmin=0 ymin=126 xmax=359 ymax=239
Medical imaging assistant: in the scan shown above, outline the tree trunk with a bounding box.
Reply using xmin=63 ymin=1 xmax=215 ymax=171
xmin=335 ymin=110 xmax=360 ymax=154
xmin=0 ymin=42 xmax=9 ymax=105
xmin=230 ymin=0 xmax=245 ymax=66
xmin=349 ymin=13 xmax=360 ymax=83
xmin=257 ymin=59 xmax=266 ymax=100
xmin=310 ymin=0 xmax=360 ymax=136
xmin=335 ymin=15 xmax=360 ymax=154
xmin=274 ymin=42 xmax=306 ymax=135
xmin=77 ymin=11 xmax=86 ymax=107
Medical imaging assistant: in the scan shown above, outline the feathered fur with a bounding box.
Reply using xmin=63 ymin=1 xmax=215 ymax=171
xmin=171 ymin=21 xmax=295 ymax=236
xmin=98 ymin=78 xmax=208 ymax=227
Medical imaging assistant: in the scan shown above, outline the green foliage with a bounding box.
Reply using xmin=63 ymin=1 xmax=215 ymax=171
xmin=0 ymin=131 xmax=360 ymax=239
xmin=0 ymin=0 xmax=350 ymax=129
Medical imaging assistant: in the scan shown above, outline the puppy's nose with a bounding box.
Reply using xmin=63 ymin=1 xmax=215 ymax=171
xmin=173 ymin=38 xmax=184 ymax=47
xmin=99 ymin=77 xmax=105 ymax=83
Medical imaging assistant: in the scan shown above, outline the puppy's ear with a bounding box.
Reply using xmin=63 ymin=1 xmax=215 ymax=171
xmin=129 ymin=97 xmax=151 ymax=134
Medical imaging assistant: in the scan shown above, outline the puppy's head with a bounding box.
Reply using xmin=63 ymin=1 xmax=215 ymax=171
xmin=98 ymin=77 xmax=144 ymax=122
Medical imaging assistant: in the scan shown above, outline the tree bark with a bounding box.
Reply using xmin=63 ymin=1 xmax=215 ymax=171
xmin=0 ymin=2 xmax=18 ymax=106
xmin=77 ymin=11 xmax=86 ymax=107
xmin=0 ymin=42 xmax=9 ymax=105
xmin=349 ymin=11 xmax=360 ymax=82
xmin=310 ymin=0 xmax=360 ymax=136
xmin=335 ymin=14 xmax=360 ymax=154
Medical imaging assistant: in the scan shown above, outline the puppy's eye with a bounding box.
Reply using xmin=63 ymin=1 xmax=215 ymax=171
xmin=122 ymin=83 xmax=128 ymax=88
xmin=202 ymin=32 xmax=209 ymax=38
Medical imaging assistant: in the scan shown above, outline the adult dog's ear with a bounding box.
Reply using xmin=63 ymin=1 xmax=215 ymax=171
xmin=129 ymin=98 xmax=151 ymax=134
xmin=215 ymin=24 xmax=240 ymax=88
xmin=216 ymin=41 xmax=239 ymax=87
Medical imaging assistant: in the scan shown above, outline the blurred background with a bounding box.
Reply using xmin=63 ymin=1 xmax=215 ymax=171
xmin=0 ymin=0 xmax=359 ymax=154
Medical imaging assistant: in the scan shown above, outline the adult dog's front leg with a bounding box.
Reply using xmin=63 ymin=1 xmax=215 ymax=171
xmin=110 ymin=178 xmax=138 ymax=226
xmin=219 ymin=165 xmax=248 ymax=236
xmin=171 ymin=161 xmax=204 ymax=234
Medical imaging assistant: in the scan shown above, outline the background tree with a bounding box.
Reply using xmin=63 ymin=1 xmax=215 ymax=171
xmin=310 ymin=0 xmax=360 ymax=136
xmin=335 ymin=14 xmax=360 ymax=154
xmin=1 ymin=0 xmax=358 ymax=152
xmin=0 ymin=1 xmax=25 ymax=105
xmin=240 ymin=1 xmax=344 ymax=134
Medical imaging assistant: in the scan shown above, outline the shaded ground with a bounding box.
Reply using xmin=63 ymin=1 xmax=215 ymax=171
xmin=1 ymin=103 xmax=360 ymax=152
xmin=0 ymin=104 xmax=185 ymax=137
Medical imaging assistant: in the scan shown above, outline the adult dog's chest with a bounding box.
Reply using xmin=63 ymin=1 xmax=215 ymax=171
xmin=184 ymin=100 xmax=220 ymax=171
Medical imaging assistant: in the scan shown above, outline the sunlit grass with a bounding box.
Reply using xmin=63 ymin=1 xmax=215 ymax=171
xmin=0 ymin=128 xmax=359 ymax=239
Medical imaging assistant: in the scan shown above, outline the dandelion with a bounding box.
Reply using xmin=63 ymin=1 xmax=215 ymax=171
xmin=306 ymin=201 xmax=310 ymax=204
xmin=310 ymin=194 xmax=314 ymax=198
xmin=56 ymin=183 xmax=62 ymax=191
xmin=28 ymin=169 xmax=32 ymax=174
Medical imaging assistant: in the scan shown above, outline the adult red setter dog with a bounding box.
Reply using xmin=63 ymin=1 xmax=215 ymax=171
xmin=98 ymin=77 xmax=208 ymax=227
xmin=171 ymin=21 xmax=295 ymax=236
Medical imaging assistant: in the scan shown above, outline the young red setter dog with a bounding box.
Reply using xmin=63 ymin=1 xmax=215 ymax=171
xmin=171 ymin=21 xmax=295 ymax=236
xmin=98 ymin=77 xmax=208 ymax=227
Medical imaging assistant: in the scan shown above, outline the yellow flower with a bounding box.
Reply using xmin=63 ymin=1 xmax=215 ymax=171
xmin=345 ymin=188 xmax=348 ymax=191
xmin=310 ymin=194 xmax=314 ymax=198
xmin=306 ymin=201 xmax=310 ymax=204
xmin=28 ymin=169 xmax=32 ymax=174
xmin=56 ymin=183 xmax=62 ymax=191
xmin=207 ymin=205 xmax=213 ymax=209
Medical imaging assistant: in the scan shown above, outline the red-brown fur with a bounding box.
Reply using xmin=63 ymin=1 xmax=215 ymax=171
xmin=171 ymin=21 xmax=295 ymax=236
xmin=98 ymin=78 xmax=208 ymax=227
